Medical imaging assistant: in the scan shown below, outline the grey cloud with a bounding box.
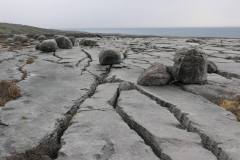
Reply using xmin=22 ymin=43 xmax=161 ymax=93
xmin=0 ymin=0 xmax=239 ymax=28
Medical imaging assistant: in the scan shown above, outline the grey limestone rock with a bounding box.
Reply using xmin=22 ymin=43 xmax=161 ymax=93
xmin=68 ymin=36 xmax=76 ymax=46
xmin=37 ymin=35 xmax=46 ymax=42
xmin=207 ymin=60 xmax=218 ymax=73
xmin=79 ymin=39 xmax=98 ymax=47
xmin=39 ymin=39 xmax=58 ymax=52
xmin=173 ymin=48 xmax=207 ymax=84
xmin=137 ymin=63 xmax=172 ymax=86
xmin=99 ymin=49 xmax=122 ymax=65
xmin=13 ymin=35 xmax=28 ymax=43
xmin=55 ymin=36 xmax=73 ymax=49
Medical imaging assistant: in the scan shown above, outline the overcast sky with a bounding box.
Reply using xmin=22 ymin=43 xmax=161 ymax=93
xmin=0 ymin=0 xmax=239 ymax=29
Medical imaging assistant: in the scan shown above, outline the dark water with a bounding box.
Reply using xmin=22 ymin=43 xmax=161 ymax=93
xmin=77 ymin=28 xmax=240 ymax=38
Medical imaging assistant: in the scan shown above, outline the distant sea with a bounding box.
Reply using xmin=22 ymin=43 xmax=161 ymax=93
xmin=75 ymin=28 xmax=240 ymax=38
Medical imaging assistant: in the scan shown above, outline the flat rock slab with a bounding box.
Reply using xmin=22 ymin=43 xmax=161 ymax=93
xmin=0 ymin=60 xmax=22 ymax=81
xmin=182 ymin=73 xmax=240 ymax=103
xmin=138 ymin=85 xmax=240 ymax=160
xmin=0 ymin=47 xmax=98 ymax=159
xmin=57 ymin=83 xmax=159 ymax=160
xmin=117 ymin=90 xmax=216 ymax=160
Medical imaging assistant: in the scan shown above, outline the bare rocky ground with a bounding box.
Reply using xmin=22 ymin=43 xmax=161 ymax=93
xmin=0 ymin=35 xmax=240 ymax=160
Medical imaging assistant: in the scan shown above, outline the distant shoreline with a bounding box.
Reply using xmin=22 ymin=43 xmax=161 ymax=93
xmin=1 ymin=23 xmax=240 ymax=39
xmin=70 ymin=27 xmax=240 ymax=39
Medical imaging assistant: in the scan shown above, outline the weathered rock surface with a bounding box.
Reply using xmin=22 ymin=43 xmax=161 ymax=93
xmin=137 ymin=85 xmax=240 ymax=160
xmin=39 ymin=39 xmax=58 ymax=52
xmin=55 ymin=36 xmax=73 ymax=49
xmin=137 ymin=63 xmax=171 ymax=86
xmin=0 ymin=47 xmax=108 ymax=160
xmin=99 ymin=49 xmax=122 ymax=65
xmin=173 ymin=48 xmax=208 ymax=84
xmin=1 ymin=36 xmax=240 ymax=160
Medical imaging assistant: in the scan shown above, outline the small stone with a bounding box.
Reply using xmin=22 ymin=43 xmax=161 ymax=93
xmin=55 ymin=36 xmax=73 ymax=49
xmin=173 ymin=48 xmax=207 ymax=84
xmin=99 ymin=49 xmax=122 ymax=65
xmin=5 ymin=38 xmax=13 ymax=43
xmin=39 ymin=39 xmax=58 ymax=52
xmin=207 ymin=60 xmax=218 ymax=73
xmin=119 ymin=82 xmax=136 ymax=91
xmin=80 ymin=39 xmax=98 ymax=47
xmin=137 ymin=63 xmax=172 ymax=86
xmin=186 ymin=39 xmax=205 ymax=44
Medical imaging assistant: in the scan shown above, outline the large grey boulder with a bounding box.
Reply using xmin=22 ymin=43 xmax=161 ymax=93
xmin=137 ymin=63 xmax=172 ymax=86
xmin=207 ymin=60 xmax=218 ymax=73
xmin=39 ymin=39 xmax=58 ymax=52
xmin=13 ymin=35 xmax=28 ymax=43
xmin=55 ymin=36 xmax=73 ymax=49
xmin=173 ymin=48 xmax=207 ymax=84
xmin=99 ymin=49 xmax=121 ymax=65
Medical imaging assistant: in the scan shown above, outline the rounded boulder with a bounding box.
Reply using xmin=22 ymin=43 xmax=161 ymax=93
xmin=39 ymin=39 xmax=58 ymax=52
xmin=99 ymin=49 xmax=121 ymax=65
xmin=55 ymin=36 xmax=73 ymax=49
